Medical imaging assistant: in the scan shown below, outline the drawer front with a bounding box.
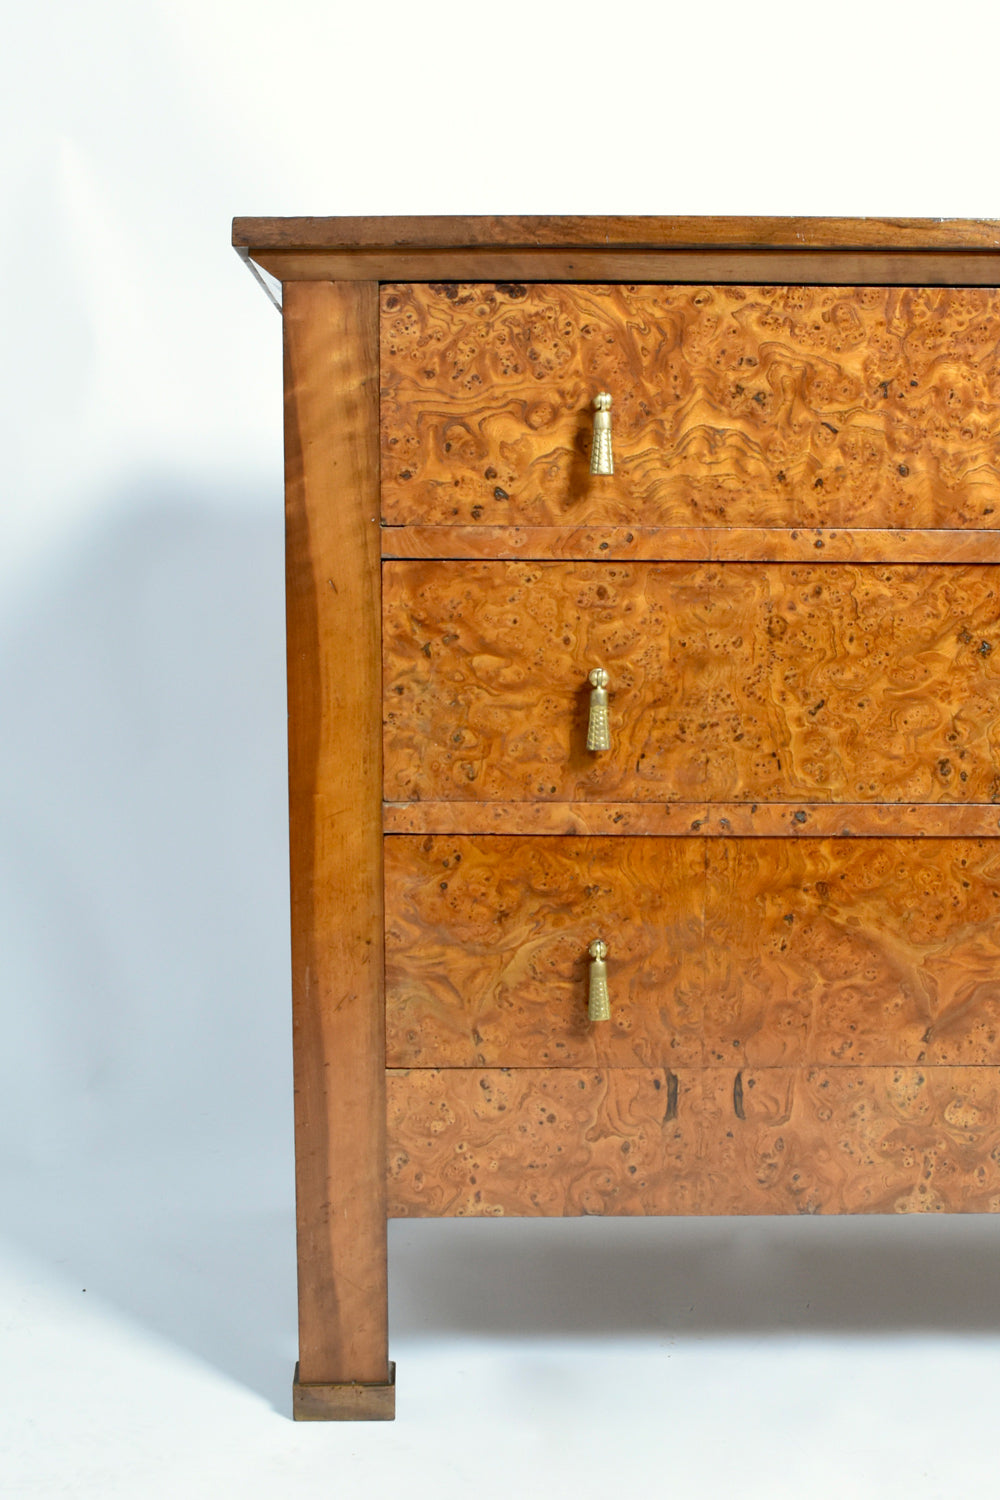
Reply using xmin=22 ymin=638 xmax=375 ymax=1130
xmin=387 ymin=1066 xmax=1000 ymax=1217
xmin=385 ymin=835 xmax=1000 ymax=1069
xmin=383 ymin=559 xmax=1000 ymax=804
xmin=386 ymin=835 xmax=703 ymax=1068
xmin=380 ymin=282 xmax=1000 ymax=530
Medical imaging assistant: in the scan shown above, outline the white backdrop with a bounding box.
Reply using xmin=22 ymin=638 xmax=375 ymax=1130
xmin=5 ymin=2 xmax=1000 ymax=1495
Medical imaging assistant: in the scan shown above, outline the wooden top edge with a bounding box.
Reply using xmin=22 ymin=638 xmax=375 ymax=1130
xmin=232 ymin=215 xmax=1000 ymax=253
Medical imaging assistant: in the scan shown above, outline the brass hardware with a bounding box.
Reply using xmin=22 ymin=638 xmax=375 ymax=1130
xmin=587 ymin=667 xmax=611 ymax=752
xmin=588 ymin=939 xmax=611 ymax=1022
xmin=589 ymin=392 xmax=614 ymax=475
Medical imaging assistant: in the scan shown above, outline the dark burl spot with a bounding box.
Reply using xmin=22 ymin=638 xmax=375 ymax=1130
xmin=493 ymin=486 xmax=509 ymax=501
xmin=898 ymin=464 xmax=910 ymax=477
xmin=495 ymin=282 xmax=528 ymax=299
xmin=399 ymin=470 xmax=412 ymax=481
xmin=980 ymin=640 xmax=993 ymax=655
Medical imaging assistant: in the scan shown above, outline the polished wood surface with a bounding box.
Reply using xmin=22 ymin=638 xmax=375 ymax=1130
xmin=706 ymin=838 xmax=1000 ymax=1067
xmin=383 ymin=560 xmax=1000 ymax=805
xmin=383 ymin=800 xmax=1000 ymax=837
xmin=284 ymin=280 xmax=390 ymax=1390
xmin=250 ymin=250 xmax=1000 ymax=287
xmin=381 ymin=284 xmax=1000 ymax=530
xmin=387 ymin=1066 xmax=1000 ymax=1217
xmin=383 ymin=525 xmax=1000 ymax=565
xmin=385 ymin=835 xmax=1000 ymax=1069
xmin=234 ymin=216 xmax=1000 ymax=252
xmin=235 ymin=218 xmax=1000 ymax=287
xmin=385 ymin=835 xmax=704 ymax=1068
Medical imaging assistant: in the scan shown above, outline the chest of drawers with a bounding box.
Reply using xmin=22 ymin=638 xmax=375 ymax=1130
xmin=233 ymin=216 xmax=1000 ymax=1420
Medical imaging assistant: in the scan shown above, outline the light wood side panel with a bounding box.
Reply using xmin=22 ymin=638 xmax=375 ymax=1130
xmin=284 ymin=280 xmax=389 ymax=1388
xmin=381 ymin=284 xmax=1000 ymax=530
xmin=705 ymin=839 xmax=1000 ymax=1068
xmin=382 ymin=560 xmax=1000 ymax=805
xmin=385 ymin=836 xmax=705 ymax=1068
xmin=386 ymin=1067 xmax=1000 ymax=1217
xmin=382 ymin=525 xmax=1000 ymax=565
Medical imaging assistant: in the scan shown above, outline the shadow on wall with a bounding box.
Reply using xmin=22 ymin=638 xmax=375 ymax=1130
xmin=390 ymin=1212 xmax=1000 ymax=1342
xmin=3 ymin=483 xmax=1000 ymax=1420
xmin=0 ymin=480 xmax=298 ymax=1406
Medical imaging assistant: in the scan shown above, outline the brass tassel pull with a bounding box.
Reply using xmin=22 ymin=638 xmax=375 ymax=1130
xmin=588 ymin=939 xmax=611 ymax=1022
xmin=587 ymin=668 xmax=611 ymax=752
xmin=590 ymin=392 xmax=614 ymax=475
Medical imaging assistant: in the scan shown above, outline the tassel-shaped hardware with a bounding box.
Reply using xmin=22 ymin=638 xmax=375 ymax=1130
xmin=587 ymin=668 xmax=611 ymax=752
xmin=590 ymin=392 xmax=614 ymax=475
xmin=588 ymin=939 xmax=611 ymax=1022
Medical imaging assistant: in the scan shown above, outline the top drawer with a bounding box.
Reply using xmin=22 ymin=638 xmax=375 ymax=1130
xmin=380 ymin=283 xmax=1000 ymax=531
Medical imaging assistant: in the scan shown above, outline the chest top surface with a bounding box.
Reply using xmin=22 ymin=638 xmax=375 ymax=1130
xmin=234 ymin=215 xmax=1000 ymax=287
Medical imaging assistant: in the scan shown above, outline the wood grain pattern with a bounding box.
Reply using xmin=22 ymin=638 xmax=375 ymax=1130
xmin=382 ymin=801 xmax=1000 ymax=837
xmin=382 ymin=525 xmax=1000 ymax=565
xmin=386 ymin=1066 xmax=1000 ymax=1217
xmin=385 ymin=836 xmax=705 ymax=1068
xmin=246 ymin=250 xmax=1000 ymax=288
xmin=706 ymin=839 xmax=1000 ymax=1067
xmin=381 ymin=283 xmax=1000 ymax=530
xmin=284 ymin=280 xmax=389 ymax=1389
xmin=385 ymin=836 xmax=1000 ymax=1070
xmin=234 ymin=216 xmax=1000 ymax=252
xmin=383 ymin=560 xmax=1000 ymax=805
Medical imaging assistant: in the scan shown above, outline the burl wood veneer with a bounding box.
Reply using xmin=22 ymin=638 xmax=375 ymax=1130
xmin=387 ymin=1066 xmax=1000 ymax=1217
xmin=232 ymin=216 xmax=1000 ymax=1419
xmin=385 ymin=836 xmax=1000 ymax=1071
xmin=383 ymin=560 xmax=1000 ymax=805
xmin=381 ymin=283 xmax=1000 ymax=530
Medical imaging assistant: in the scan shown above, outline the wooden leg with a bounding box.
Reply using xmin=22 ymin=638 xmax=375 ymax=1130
xmin=284 ymin=280 xmax=391 ymax=1417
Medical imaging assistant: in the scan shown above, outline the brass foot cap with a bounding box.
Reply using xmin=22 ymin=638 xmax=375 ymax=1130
xmin=293 ymin=1361 xmax=396 ymax=1421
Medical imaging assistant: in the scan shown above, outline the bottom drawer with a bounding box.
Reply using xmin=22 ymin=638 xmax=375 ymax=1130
xmin=387 ymin=1066 xmax=1000 ymax=1218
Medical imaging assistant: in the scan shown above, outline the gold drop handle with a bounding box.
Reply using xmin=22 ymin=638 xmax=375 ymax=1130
xmin=588 ymin=939 xmax=611 ymax=1022
xmin=587 ymin=668 xmax=611 ymax=752
xmin=590 ymin=392 xmax=613 ymax=475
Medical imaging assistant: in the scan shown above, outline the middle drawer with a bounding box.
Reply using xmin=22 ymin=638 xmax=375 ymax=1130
xmin=385 ymin=834 xmax=1000 ymax=1070
xmin=383 ymin=559 xmax=1000 ymax=805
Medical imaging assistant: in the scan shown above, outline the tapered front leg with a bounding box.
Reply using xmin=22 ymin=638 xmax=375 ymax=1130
xmin=284 ymin=279 xmax=393 ymax=1420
